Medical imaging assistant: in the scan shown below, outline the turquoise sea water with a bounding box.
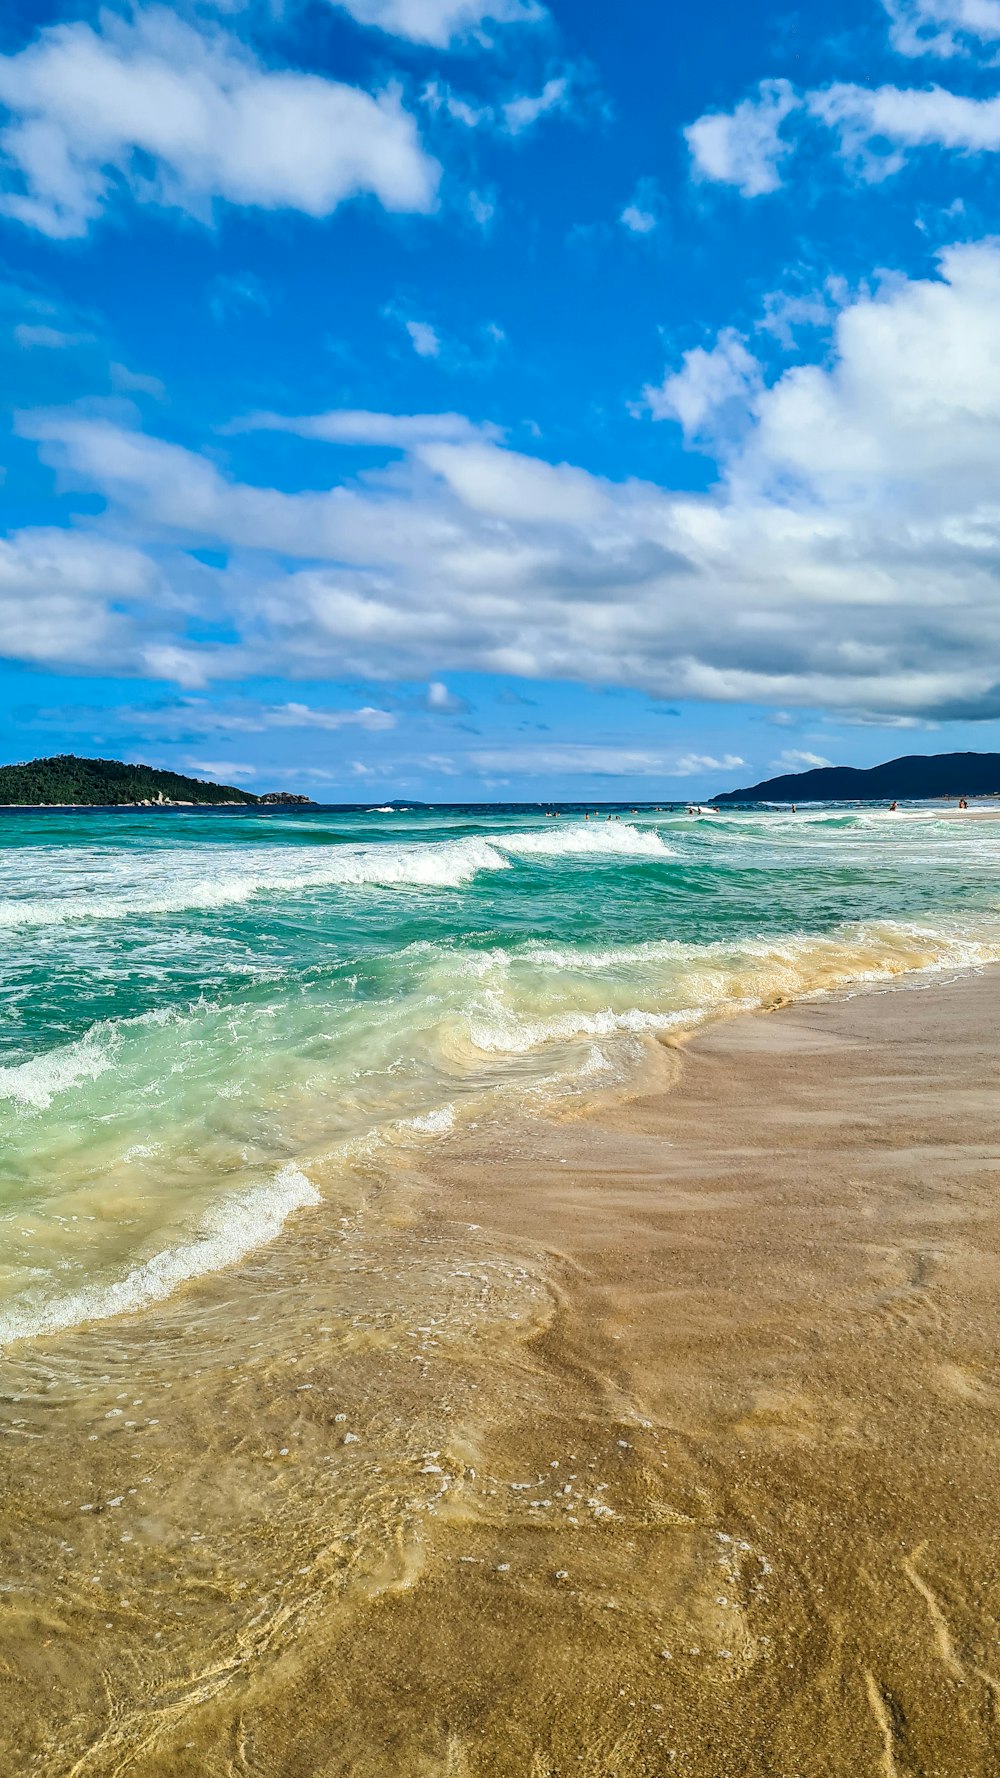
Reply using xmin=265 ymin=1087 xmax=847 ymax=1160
xmin=3 ymin=800 xmax=1000 ymax=1344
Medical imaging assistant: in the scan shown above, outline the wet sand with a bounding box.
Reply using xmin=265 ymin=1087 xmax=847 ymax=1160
xmin=6 ymin=969 xmax=1000 ymax=1775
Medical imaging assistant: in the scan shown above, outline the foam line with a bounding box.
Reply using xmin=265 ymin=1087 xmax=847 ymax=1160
xmin=0 ymin=1164 xmax=320 ymax=1345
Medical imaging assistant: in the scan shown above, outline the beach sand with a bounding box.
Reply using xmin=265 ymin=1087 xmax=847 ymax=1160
xmin=6 ymin=969 xmax=1000 ymax=1775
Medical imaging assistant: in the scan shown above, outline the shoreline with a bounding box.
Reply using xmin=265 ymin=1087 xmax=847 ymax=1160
xmin=4 ymin=963 xmax=1000 ymax=1773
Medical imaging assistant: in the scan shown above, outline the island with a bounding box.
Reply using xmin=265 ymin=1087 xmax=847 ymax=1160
xmin=0 ymin=754 xmax=315 ymax=807
xmin=714 ymin=750 xmax=1000 ymax=804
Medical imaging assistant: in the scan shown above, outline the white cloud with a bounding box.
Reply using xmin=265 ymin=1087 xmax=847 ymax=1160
xmin=672 ymin=753 xmax=746 ymax=775
xmin=642 ymin=330 xmax=761 ymax=435
xmin=0 ymin=8 xmax=439 ymax=238
xmin=810 ymin=81 xmax=1000 ymax=175
xmin=503 ymin=77 xmax=570 ymax=136
xmin=425 ymin=680 xmax=467 ymax=711
xmin=21 ymin=243 xmax=1000 ymax=721
xmin=327 ymin=0 xmax=544 ymax=48
xmin=14 ymin=322 xmax=88 ymax=348
xmin=685 ymin=79 xmax=799 ymax=197
xmin=620 ymin=177 xmax=660 ymax=235
xmin=0 ymin=528 xmax=158 ymax=669
xmin=183 ymin=758 xmax=258 ymax=780
xmin=882 ymin=0 xmax=1000 ymax=57
xmin=621 ymin=201 xmax=656 ymax=234
xmin=404 ymin=319 xmax=442 ymax=358
xmin=422 ymin=81 xmax=492 ymax=129
xmin=110 ymin=361 xmax=166 ymax=399
xmin=690 ymin=71 xmax=1000 ymax=193
xmin=275 ymin=702 xmax=395 ymax=730
xmin=469 ymin=744 xmax=671 ymax=775
xmin=109 ymin=699 xmax=397 ymax=736
xmin=772 ymin=749 xmax=832 ymax=769
xmin=468 ymin=189 xmax=496 ymax=227
xmin=234 ymin=408 xmax=496 ymax=446
xmin=417 ymin=439 xmax=609 ymax=521
xmin=423 ymin=73 xmax=574 ymax=139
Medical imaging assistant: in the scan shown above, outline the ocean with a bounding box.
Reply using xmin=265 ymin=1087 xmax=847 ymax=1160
xmin=3 ymin=799 xmax=999 ymax=1350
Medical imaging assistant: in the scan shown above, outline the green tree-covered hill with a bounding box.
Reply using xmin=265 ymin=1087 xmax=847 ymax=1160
xmin=0 ymin=755 xmax=260 ymax=806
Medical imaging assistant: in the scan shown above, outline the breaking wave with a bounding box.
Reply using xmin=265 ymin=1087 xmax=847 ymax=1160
xmin=0 ymin=1164 xmax=320 ymax=1345
xmin=0 ymin=824 xmax=670 ymax=928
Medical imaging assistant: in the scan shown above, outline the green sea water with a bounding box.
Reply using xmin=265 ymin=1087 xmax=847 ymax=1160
xmin=3 ymin=800 xmax=999 ymax=1344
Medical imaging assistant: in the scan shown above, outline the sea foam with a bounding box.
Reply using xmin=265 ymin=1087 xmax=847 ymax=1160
xmin=0 ymin=1024 xmax=119 ymax=1109
xmin=0 ymin=837 xmax=512 ymax=927
xmin=0 ymin=825 xmax=668 ymax=928
xmin=0 ymin=1163 xmax=320 ymax=1345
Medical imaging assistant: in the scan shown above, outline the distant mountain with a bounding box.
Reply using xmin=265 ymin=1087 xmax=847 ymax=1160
xmin=714 ymin=751 xmax=1000 ymax=804
xmin=0 ymin=754 xmax=261 ymax=806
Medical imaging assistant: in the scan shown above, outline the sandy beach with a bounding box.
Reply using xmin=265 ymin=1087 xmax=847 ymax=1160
xmin=5 ymin=965 xmax=1000 ymax=1776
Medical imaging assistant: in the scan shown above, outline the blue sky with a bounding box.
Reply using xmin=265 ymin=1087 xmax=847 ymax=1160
xmin=4 ymin=0 xmax=1000 ymax=799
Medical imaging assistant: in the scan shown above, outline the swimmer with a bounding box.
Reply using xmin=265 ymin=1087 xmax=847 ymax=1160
xmin=889 ymin=800 xmax=898 ymax=812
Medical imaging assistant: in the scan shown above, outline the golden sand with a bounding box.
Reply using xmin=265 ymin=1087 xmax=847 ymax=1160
xmin=5 ymin=970 xmax=1000 ymax=1775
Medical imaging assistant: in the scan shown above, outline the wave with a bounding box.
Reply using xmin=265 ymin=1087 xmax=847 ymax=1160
xmin=498 ymin=824 xmax=673 ymax=860
xmin=0 ymin=1007 xmax=180 ymax=1109
xmin=0 ymin=1163 xmax=320 ymax=1346
xmin=0 ymin=825 xmax=671 ymax=928
xmin=0 ymin=1024 xmax=119 ymax=1109
xmin=519 ymin=918 xmax=1000 ymax=976
xmin=0 ymin=837 xmax=512 ymax=927
xmin=459 ymin=918 xmax=1000 ymax=1054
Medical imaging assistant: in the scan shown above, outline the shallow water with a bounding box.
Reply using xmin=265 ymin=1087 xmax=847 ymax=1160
xmin=3 ymin=800 xmax=1000 ymax=1343
xmin=6 ymin=801 xmax=1000 ymax=1774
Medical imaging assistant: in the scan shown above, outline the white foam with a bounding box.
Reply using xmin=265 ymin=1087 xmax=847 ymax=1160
xmin=0 ymin=837 xmax=512 ymax=927
xmin=0 ymin=1007 xmax=178 ymax=1111
xmin=0 ymin=1025 xmax=118 ymax=1109
xmin=0 ymin=1163 xmax=320 ymax=1345
xmin=397 ymin=1104 xmax=456 ymax=1135
xmin=0 ymin=826 xmax=675 ymax=930
xmin=498 ymin=823 xmax=673 ymax=860
xmin=466 ymin=999 xmax=695 ymax=1054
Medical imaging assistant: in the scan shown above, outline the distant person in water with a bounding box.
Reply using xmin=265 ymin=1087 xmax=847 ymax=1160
xmin=959 ymin=797 xmax=969 ymax=810
xmin=889 ymin=801 xmax=898 ymax=812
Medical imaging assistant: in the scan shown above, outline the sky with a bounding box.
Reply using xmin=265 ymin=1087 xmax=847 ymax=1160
xmin=4 ymin=0 xmax=1000 ymax=800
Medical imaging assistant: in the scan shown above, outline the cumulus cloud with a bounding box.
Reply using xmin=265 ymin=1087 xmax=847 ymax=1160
xmin=0 ymin=8 xmax=439 ymax=238
xmin=18 ymin=243 xmax=1000 ymax=721
xmin=642 ymin=329 xmax=761 ymax=437
xmin=685 ymin=79 xmax=799 ymax=196
xmin=328 ymin=0 xmax=544 ymax=47
xmin=809 ymin=81 xmax=1000 ymax=176
xmin=691 ymin=74 xmax=1000 ymax=194
xmin=882 ymin=0 xmax=1000 ymax=57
